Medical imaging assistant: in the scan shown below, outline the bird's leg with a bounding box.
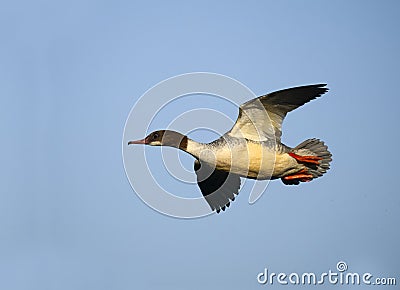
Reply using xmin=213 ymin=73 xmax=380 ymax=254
xmin=282 ymin=168 xmax=313 ymax=183
xmin=288 ymin=152 xmax=322 ymax=165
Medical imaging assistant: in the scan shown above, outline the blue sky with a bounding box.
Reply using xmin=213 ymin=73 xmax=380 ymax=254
xmin=1 ymin=1 xmax=399 ymax=289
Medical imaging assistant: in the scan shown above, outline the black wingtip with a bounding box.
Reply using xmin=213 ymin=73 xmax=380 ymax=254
xmin=315 ymin=83 xmax=329 ymax=91
xmin=307 ymin=83 xmax=328 ymax=90
xmin=306 ymin=83 xmax=329 ymax=97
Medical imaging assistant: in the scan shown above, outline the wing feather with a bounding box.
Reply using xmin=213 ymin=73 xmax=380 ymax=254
xmin=227 ymin=84 xmax=328 ymax=142
xmin=194 ymin=160 xmax=240 ymax=213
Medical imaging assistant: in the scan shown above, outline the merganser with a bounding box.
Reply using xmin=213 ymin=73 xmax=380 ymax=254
xmin=128 ymin=84 xmax=332 ymax=213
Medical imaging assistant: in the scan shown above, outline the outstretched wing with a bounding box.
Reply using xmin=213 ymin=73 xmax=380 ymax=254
xmin=227 ymin=84 xmax=328 ymax=142
xmin=194 ymin=160 xmax=241 ymax=213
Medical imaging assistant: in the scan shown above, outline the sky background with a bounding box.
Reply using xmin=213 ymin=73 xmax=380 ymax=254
xmin=1 ymin=1 xmax=400 ymax=289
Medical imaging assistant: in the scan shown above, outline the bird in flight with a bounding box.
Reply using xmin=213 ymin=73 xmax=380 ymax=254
xmin=128 ymin=84 xmax=332 ymax=213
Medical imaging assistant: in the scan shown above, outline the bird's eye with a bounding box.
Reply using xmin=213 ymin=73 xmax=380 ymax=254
xmin=153 ymin=133 xmax=159 ymax=139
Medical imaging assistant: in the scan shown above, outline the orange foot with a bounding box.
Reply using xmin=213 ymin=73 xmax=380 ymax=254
xmin=289 ymin=152 xmax=322 ymax=165
xmin=282 ymin=169 xmax=313 ymax=183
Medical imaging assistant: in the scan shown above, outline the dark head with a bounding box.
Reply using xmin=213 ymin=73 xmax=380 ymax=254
xmin=128 ymin=130 xmax=188 ymax=150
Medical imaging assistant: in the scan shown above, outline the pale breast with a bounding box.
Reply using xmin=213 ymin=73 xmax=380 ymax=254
xmin=206 ymin=139 xmax=277 ymax=180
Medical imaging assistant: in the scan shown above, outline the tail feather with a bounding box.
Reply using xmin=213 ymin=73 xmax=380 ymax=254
xmin=283 ymin=138 xmax=332 ymax=185
xmin=295 ymin=138 xmax=331 ymax=177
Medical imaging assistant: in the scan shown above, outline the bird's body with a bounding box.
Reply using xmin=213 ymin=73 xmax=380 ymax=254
xmin=185 ymin=136 xmax=291 ymax=180
xmin=129 ymin=84 xmax=332 ymax=213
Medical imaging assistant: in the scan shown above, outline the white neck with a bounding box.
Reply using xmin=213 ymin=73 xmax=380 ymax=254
xmin=185 ymin=139 xmax=206 ymax=159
